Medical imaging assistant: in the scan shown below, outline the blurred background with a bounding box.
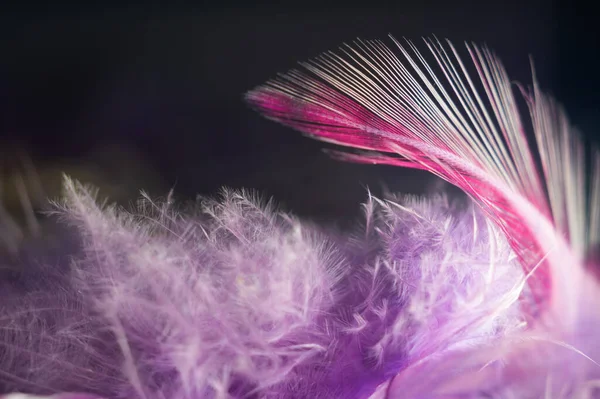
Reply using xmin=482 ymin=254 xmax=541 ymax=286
xmin=0 ymin=0 xmax=598 ymax=232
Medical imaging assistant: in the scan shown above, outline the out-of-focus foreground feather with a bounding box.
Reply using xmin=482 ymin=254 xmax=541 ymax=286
xmin=1 ymin=179 xmax=531 ymax=398
xmin=1 ymin=36 xmax=599 ymax=399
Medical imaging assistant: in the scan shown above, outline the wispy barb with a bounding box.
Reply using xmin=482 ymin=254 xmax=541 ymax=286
xmin=247 ymin=35 xmax=600 ymax=326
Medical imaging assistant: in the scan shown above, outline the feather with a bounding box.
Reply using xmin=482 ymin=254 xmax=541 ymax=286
xmin=2 ymin=179 xmax=530 ymax=398
xmin=246 ymin=36 xmax=599 ymax=323
xmin=246 ymin=36 xmax=600 ymax=396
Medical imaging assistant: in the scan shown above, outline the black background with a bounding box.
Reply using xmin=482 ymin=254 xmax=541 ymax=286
xmin=0 ymin=1 xmax=598 ymax=228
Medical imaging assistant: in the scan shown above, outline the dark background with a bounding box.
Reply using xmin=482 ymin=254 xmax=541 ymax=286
xmin=0 ymin=1 xmax=598 ymax=228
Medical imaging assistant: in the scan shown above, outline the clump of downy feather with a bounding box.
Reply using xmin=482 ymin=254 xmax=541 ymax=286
xmin=3 ymin=177 xmax=531 ymax=399
xmin=0 ymin=173 xmax=123 ymax=396
xmin=53 ymin=180 xmax=346 ymax=399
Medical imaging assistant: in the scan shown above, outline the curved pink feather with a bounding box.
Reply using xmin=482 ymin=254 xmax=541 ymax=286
xmin=247 ymin=36 xmax=599 ymax=324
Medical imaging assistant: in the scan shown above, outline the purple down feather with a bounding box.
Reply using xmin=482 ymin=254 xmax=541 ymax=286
xmin=2 ymin=36 xmax=600 ymax=399
xmin=0 ymin=181 xmax=530 ymax=398
xmin=0 ymin=178 xmax=572 ymax=398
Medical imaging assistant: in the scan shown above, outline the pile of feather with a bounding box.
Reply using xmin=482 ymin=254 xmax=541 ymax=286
xmin=1 ymin=36 xmax=599 ymax=399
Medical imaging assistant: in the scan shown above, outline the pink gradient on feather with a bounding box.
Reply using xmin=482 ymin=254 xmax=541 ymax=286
xmin=247 ymin=87 xmax=555 ymax=311
xmin=244 ymin=35 xmax=594 ymax=324
xmin=247 ymin=89 xmax=396 ymax=152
